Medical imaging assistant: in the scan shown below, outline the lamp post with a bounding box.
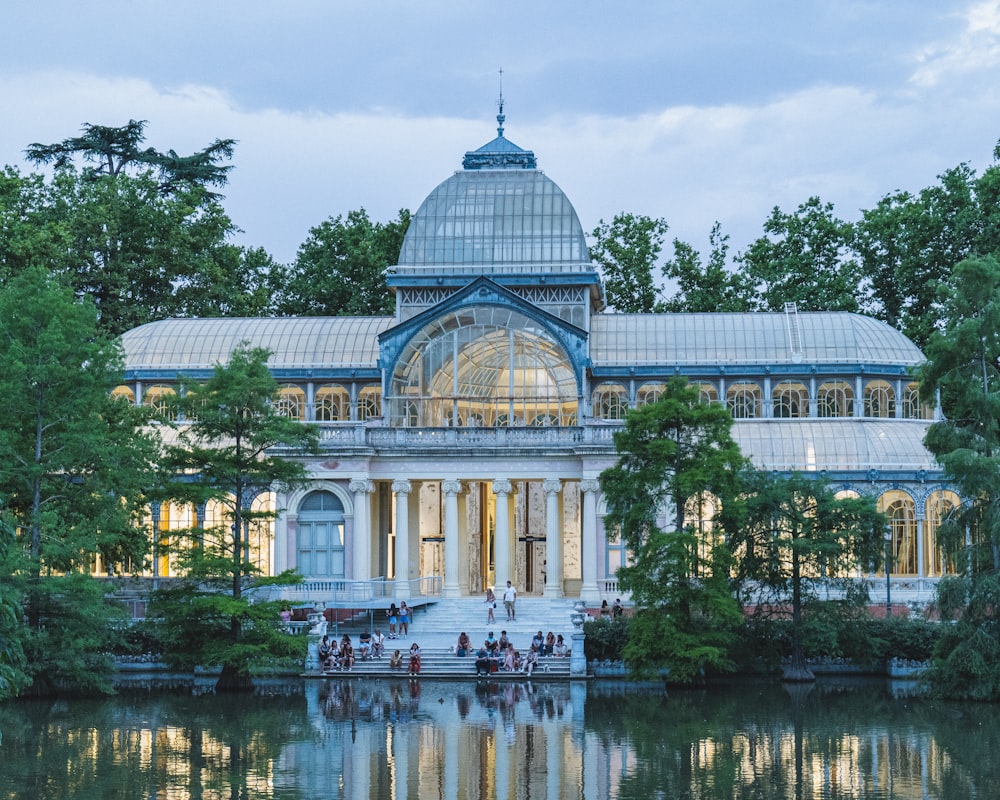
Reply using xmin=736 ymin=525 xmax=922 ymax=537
xmin=883 ymin=528 xmax=892 ymax=618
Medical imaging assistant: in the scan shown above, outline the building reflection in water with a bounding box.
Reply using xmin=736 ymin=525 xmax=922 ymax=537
xmin=2 ymin=679 xmax=1000 ymax=798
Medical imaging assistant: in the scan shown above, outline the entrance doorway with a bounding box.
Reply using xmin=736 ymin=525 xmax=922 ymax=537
xmin=520 ymin=537 xmax=546 ymax=594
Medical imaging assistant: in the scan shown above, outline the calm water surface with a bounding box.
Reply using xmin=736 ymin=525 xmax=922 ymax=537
xmin=1 ymin=677 xmax=998 ymax=799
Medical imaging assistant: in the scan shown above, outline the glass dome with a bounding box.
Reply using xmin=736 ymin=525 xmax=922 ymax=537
xmin=397 ymin=168 xmax=590 ymax=272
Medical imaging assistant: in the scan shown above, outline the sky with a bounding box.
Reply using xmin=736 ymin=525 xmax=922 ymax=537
xmin=2 ymin=1 xmax=1000 ymax=266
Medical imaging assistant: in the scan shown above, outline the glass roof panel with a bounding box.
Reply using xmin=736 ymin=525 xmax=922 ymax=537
xmin=733 ymin=419 xmax=936 ymax=471
xmin=121 ymin=317 xmax=393 ymax=371
xmin=590 ymin=312 xmax=924 ymax=367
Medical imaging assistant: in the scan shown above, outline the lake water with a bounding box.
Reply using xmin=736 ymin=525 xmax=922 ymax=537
xmin=1 ymin=677 xmax=998 ymax=799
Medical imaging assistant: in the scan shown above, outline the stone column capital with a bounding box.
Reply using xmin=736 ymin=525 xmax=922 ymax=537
xmin=441 ymin=479 xmax=463 ymax=496
xmin=492 ymin=479 xmax=513 ymax=497
xmin=542 ymin=478 xmax=563 ymax=495
xmin=391 ymin=479 xmax=412 ymax=495
xmin=579 ymin=478 xmax=600 ymax=494
xmin=349 ymin=478 xmax=375 ymax=495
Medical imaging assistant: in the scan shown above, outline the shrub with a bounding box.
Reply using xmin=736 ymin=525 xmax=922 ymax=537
xmin=583 ymin=617 xmax=629 ymax=661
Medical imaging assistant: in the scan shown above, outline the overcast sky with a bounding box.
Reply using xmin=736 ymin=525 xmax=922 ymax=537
xmin=3 ymin=1 xmax=1000 ymax=265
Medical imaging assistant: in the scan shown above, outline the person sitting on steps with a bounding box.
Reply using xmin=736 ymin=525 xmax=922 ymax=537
xmin=456 ymin=631 xmax=471 ymax=657
xmin=371 ymin=628 xmax=385 ymax=659
xmin=389 ymin=649 xmax=403 ymax=670
xmin=408 ymin=642 xmax=421 ymax=675
xmin=475 ymin=646 xmax=491 ymax=676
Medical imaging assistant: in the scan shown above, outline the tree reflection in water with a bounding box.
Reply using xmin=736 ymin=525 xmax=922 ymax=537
xmin=0 ymin=679 xmax=999 ymax=799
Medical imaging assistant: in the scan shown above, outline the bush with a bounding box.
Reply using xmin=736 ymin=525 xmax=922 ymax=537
xmin=731 ymin=608 xmax=942 ymax=672
xmin=583 ymin=617 xmax=629 ymax=661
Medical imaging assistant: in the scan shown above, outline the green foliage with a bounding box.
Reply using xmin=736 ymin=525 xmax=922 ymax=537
xmin=737 ymin=196 xmax=862 ymax=313
xmin=660 ymin=222 xmax=754 ymax=312
xmin=582 ymin=616 xmax=630 ymax=661
xmin=151 ymin=573 xmax=306 ymax=676
xmin=601 ymin=379 xmax=747 ymax=681
xmin=0 ymin=589 xmax=28 ymax=699
xmin=18 ymin=573 xmax=125 ymax=696
xmin=0 ymin=267 xmax=157 ymax=696
xmin=590 ymin=212 xmax=669 ymax=312
xmin=928 ymin=573 xmax=1000 ymax=700
xmin=272 ymin=208 xmax=409 ymax=316
xmin=153 ymin=344 xmax=319 ymax=689
xmin=734 ymin=610 xmax=942 ymax=673
xmin=732 ymin=470 xmax=884 ymax=674
xmin=4 ymin=121 xmax=270 ymax=336
xmin=855 ymin=160 xmax=1000 ymax=349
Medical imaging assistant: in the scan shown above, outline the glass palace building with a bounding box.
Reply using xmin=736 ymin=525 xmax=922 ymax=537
xmin=117 ymin=118 xmax=955 ymax=603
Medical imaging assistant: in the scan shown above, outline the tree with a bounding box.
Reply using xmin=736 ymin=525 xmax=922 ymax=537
xmin=600 ymin=377 xmax=747 ymax=681
xmin=660 ymin=222 xmax=754 ymax=312
xmin=153 ymin=343 xmax=320 ymax=691
xmin=915 ymin=255 xmax=1000 ymax=699
xmin=272 ymin=208 xmax=410 ymax=316
xmin=14 ymin=121 xmax=271 ymax=335
xmin=737 ymin=197 xmax=863 ymax=313
xmin=854 ymin=164 xmax=989 ymax=348
xmin=733 ymin=470 xmax=883 ymax=681
xmin=919 ymin=256 xmax=1000 ymax=569
xmin=0 ymin=266 xmax=159 ymax=694
xmin=590 ymin=213 xmax=669 ymax=313
xmin=25 ymin=119 xmax=234 ymax=193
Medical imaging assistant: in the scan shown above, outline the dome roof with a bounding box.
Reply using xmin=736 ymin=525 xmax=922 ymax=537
xmin=590 ymin=312 xmax=925 ymax=367
xmin=396 ymin=129 xmax=590 ymax=275
xmin=120 ymin=316 xmax=392 ymax=374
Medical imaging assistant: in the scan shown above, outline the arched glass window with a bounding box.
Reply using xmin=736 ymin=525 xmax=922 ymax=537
xmin=276 ymin=385 xmax=306 ymax=419
xmin=315 ymin=385 xmax=350 ymax=421
xmin=926 ymin=490 xmax=961 ymax=576
xmin=636 ymin=382 xmax=666 ymax=407
xmin=111 ymin=385 xmax=135 ymax=404
xmin=357 ymin=386 xmax=382 ymax=421
xmin=879 ymin=491 xmax=917 ymax=576
xmin=388 ymin=306 xmax=578 ymax=428
xmin=246 ymin=492 xmax=276 ymax=576
xmin=864 ymin=380 xmax=895 ymax=418
xmin=143 ymin=385 xmax=176 ymax=420
xmin=694 ymin=382 xmax=719 ymax=405
xmin=772 ymin=381 xmax=809 ymax=418
xmin=902 ymin=381 xmax=932 ymax=420
xmin=593 ymin=384 xmax=628 ymax=420
xmin=817 ymin=381 xmax=854 ymax=418
xmin=297 ymin=491 xmax=345 ymax=578
xmin=726 ymin=381 xmax=762 ymax=419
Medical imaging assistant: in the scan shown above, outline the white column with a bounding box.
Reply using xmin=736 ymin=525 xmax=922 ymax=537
xmin=580 ymin=479 xmax=601 ymax=602
xmin=349 ymin=479 xmax=374 ymax=582
xmin=543 ymin=478 xmax=563 ymax=598
xmin=392 ymin=479 xmax=412 ymax=599
xmin=916 ymin=517 xmax=926 ymax=577
xmin=442 ymin=479 xmax=462 ymax=598
xmin=493 ymin=479 xmax=513 ymax=588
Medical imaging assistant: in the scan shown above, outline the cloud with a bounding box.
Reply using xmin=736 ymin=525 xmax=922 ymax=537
xmin=911 ymin=0 xmax=1000 ymax=87
xmin=2 ymin=64 xmax=998 ymax=268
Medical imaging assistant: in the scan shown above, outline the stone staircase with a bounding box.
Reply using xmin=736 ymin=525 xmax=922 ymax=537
xmin=306 ymin=596 xmax=580 ymax=679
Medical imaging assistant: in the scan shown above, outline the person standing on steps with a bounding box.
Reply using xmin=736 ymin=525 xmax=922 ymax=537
xmin=399 ymin=600 xmax=410 ymax=637
xmin=503 ymin=580 xmax=517 ymax=621
xmin=485 ymin=586 xmax=497 ymax=624
xmin=387 ymin=602 xmax=398 ymax=639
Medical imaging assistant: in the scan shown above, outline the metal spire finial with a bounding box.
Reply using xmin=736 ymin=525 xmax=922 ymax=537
xmin=496 ymin=67 xmax=505 ymax=137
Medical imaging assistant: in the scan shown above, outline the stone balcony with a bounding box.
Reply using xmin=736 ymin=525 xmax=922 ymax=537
xmin=293 ymin=422 xmax=622 ymax=455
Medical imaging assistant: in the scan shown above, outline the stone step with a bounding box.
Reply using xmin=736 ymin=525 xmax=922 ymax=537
xmin=306 ymin=647 xmax=574 ymax=679
xmin=329 ymin=597 xmax=582 ymax=653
